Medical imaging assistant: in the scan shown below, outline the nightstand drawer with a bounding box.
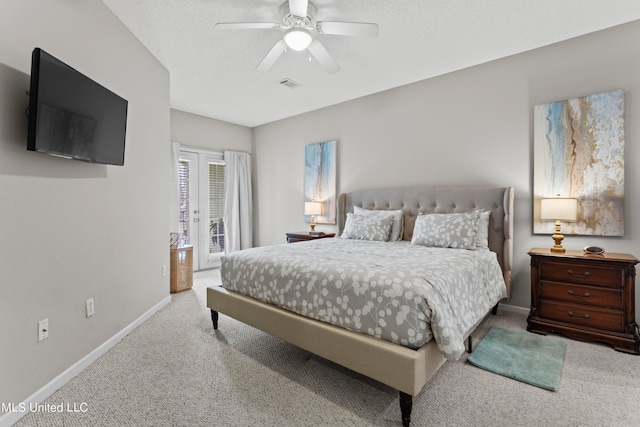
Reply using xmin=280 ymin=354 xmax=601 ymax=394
xmin=539 ymin=261 xmax=623 ymax=288
xmin=540 ymin=281 xmax=623 ymax=309
xmin=539 ymin=300 xmax=624 ymax=332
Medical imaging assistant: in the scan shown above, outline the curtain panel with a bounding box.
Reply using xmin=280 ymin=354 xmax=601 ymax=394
xmin=224 ymin=151 xmax=253 ymax=252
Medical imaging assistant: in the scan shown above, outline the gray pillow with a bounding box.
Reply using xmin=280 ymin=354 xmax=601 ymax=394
xmin=353 ymin=207 xmax=404 ymax=241
xmin=476 ymin=210 xmax=491 ymax=251
xmin=341 ymin=213 xmax=393 ymax=241
xmin=410 ymin=211 xmax=481 ymax=250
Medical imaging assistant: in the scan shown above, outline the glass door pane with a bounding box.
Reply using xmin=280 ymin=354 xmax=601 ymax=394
xmin=198 ymin=155 xmax=225 ymax=269
xmin=208 ymin=163 xmax=225 ymax=256
xmin=178 ymin=151 xmax=200 ymax=269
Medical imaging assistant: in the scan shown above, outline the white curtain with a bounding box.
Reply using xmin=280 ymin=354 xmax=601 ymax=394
xmin=169 ymin=142 xmax=181 ymax=233
xmin=224 ymin=151 xmax=253 ymax=252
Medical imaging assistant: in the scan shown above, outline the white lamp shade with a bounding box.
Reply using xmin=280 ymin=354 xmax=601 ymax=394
xmin=305 ymin=201 xmax=322 ymax=216
xmin=284 ymin=28 xmax=312 ymax=51
xmin=540 ymin=197 xmax=578 ymax=221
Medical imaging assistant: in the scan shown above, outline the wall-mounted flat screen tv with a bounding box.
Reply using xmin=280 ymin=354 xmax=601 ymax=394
xmin=27 ymin=48 xmax=128 ymax=166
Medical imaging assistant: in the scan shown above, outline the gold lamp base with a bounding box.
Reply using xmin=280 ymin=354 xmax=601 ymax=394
xmin=550 ymin=220 xmax=566 ymax=253
xmin=309 ymin=215 xmax=316 ymax=232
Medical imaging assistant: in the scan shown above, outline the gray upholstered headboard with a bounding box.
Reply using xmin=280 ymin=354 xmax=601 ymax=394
xmin=337 ymin=186 xmax=515 ymax=298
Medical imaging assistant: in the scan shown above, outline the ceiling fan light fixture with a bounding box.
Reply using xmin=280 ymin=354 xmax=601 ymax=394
xmin=283 ymin=28 xmax=312 ymax=51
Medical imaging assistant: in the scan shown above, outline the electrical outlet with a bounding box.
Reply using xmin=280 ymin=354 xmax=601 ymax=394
xmin=162 ymin=265 xmax=167 ymax=276
xmin=85 ymin=298 xmax=95 ymax=318
xmin=38 ymin=319 xmax=49 ymax=342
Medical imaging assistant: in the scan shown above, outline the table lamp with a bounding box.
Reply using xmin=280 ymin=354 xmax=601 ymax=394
xmin=540 ymin=195 xmax=578 ymax=253
xmin=305 ymin=200 xmax=322 ymax=232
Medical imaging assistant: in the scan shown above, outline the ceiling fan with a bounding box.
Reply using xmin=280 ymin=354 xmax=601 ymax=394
xmin=215 ymin=0 xmax=379 ymax=74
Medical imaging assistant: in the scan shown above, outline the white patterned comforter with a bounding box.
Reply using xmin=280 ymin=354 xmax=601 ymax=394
xmin=220 ymin=238 xmax=507 ymax=360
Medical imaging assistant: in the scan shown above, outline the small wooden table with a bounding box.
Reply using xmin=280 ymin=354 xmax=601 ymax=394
xmin=285 ymin=232 xmax=336 ymax=243
xmin=170 ymin=245 xmax=193 ymax=293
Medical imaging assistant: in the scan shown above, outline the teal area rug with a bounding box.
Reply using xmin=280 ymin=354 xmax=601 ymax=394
xmin=468 ymin=327 xmax=566 ymax=391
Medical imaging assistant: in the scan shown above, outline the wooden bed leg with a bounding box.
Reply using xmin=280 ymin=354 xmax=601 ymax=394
xmin=467 ymin=335 xmax=473 ymax=353
xmin=211 ymin=309 xmax=219 ymax=330
xmin=399 ymin=391 xmax=412 ymax=427
xmin=492 ymin=303 xmax=499 ymax=315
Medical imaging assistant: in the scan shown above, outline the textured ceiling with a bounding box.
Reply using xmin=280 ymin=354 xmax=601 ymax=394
xmin=101 ymin=0 xmax=640 ymax=127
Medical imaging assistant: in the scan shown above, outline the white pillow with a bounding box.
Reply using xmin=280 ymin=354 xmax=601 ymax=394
xmin=353 ymin=207 xmax=404 ymax=241
xmin=410 ymin=211 xmax=481 ymax=250
xmin=476 ymin=210 xmax=491 ymax=251
xmin=341 ymin=213 xmax=393 ymax=241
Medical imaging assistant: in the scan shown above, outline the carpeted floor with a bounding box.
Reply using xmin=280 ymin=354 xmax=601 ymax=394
xmin=14 ymin=269 xmax=640 ymax=426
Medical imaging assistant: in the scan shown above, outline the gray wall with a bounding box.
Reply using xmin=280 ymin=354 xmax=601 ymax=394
xmin=0 ymin=0 xmax=170 ymax=410
xmin=252 ymin=21 xmax=640 ymax=312
xmin=170 ymin=109 xmax=252 ymax=153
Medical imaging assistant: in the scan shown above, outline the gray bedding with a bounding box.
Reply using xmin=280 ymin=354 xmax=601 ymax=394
xmin=221 ymin=237 xmax=507 ymax=360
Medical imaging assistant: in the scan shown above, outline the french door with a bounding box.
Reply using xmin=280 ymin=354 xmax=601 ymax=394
xmin=178 ymin=150 xmax=225 ymax=270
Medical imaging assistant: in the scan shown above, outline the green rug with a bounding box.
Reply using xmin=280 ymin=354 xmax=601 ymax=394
xmin=468 ymin=327 xmax=566 ymax=391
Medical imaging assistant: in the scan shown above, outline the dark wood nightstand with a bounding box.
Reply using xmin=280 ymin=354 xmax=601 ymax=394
xmin=286 ymin=232 xmax=336 ymax=243
xmin=527 ymin=247 xmax=639 ymax=354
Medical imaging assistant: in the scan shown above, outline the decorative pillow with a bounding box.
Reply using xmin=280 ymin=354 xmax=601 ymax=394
xmin=341 ymin=213 xmax=393 ymax=241
xmin=353 ymin=207 xmax=404 ymax=241
xmin=410 ymin=211 xmax=481 ymax=250
xmin=476 ymin=210 xmax=491 ymax=251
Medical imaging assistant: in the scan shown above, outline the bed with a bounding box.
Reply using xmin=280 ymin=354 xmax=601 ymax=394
xmin=207 ymin=186 xmax=514 ymax=426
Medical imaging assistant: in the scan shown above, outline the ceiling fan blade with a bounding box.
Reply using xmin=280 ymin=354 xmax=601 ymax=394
xmin=316 ymin=21 xmax=379 ymax=38
xmin=256 ymin=40 xmax=287 ymax=72
xmin=307 ymin=40 xmax=340 ymax=74
xmin=215 ymin=22 xmax=280 ymax=30
xmin=289 ymin=0 xmax=309 ymax=18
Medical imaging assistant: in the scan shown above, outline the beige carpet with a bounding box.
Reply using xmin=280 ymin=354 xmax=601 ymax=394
xmin=14 ymin=269 xmax=640 ymax=426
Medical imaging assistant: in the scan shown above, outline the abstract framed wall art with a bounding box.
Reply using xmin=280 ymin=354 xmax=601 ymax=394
xmin=304 ymin=140 xmax=337 ymax=224
xmin=533 ymin=90 xmax=625 ymax=236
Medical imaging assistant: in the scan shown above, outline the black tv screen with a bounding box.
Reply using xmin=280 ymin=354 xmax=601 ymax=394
xmin=27 ymin=48 xmax=128 ymax=166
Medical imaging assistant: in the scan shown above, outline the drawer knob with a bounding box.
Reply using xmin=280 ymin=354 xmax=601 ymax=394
xmin=567 ymin=269 xmax=590 ymax=277
xmin=567 ymin=290 xmax=591 ymax=297
xmin=568 ymin=311 xmax=590 ymax=319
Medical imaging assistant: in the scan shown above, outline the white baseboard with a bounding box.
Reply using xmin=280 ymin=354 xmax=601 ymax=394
xmin=497 ymin=303 xmax=530 ymax=315
xmin=0 ymin=295 xmax=171 ymax=427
